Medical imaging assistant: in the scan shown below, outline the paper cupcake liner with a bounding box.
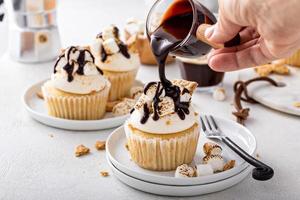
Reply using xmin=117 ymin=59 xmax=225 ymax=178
xmin=42 ymin=84 xmax=110 ymax=120
xmin=103 ymin=69 xmax=137 ymax=101
xmin=284 ymin=50 xmax=300 ymax=67
xmin=125 ymin=123 xmax=200 ymax=171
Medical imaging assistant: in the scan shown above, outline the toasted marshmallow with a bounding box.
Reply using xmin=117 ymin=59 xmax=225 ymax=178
xmin=175 ymin=164 xmax=197 ymax=178
xmin=180 ymin=92 xmax=191 ymax=102
xmin=203 ymin=155 xmax=224 ymax=172
xmin=103 ymin=38 xmax=120 ymax=54
xmin=223 ymin=160 xmax=236 ymax=171
xmin=213 ymin=87 xmax=226 ymax=101
xmin=144 ymin=83 xmax=165 ymax=100
xmin=203 ymin=142 xmax=222 ymax=156
xmin=102 ymin=25 xmax=118 ymax=40
xmin=83 ymin=62 xmax=100 ymax=76
xmin=196 ymin=164 xmax=214 ymax=176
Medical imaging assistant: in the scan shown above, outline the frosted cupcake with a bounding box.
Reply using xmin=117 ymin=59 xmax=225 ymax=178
xmin=125 ymin=79 xmax=199 ymax=171
xmin=90 ymin=25 xmax=140 ymax=101
xmin=42 ymin=46 xmax=110 ymax=120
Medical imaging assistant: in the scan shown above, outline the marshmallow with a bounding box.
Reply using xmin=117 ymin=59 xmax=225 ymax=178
xmin=102 ymin=25 xmax=119 ymax=40
xmin=103 ymin=38 xmax=120 ymax=54
xmin=84 ymin=50 xmax=94 ymax=63
xmin=196 ymin=164 xmax=214 ymax=176
xmin=83 ymin=62 xmax=99 ymax=76
xmin=125 ymin=18 xmax=145 ymax=35
xmin=180 ymin=92 xmax=191 ymax=102
xmin=213 ymin=87 xmax=226 ymax=101
xmin=203 ymin=142 xmax=222 ymax=156
xmin=175 ymin=164 xmax=197 ymax=178
xmin=90 ymin=38 xmax=103 ymax=56
xmin=203 ymin=155 xmax=224 ymax=172
xmin=65 ymin=46 xmax=80 ymax=63
xmin=144 ymin=83 xmax=165 ymax=100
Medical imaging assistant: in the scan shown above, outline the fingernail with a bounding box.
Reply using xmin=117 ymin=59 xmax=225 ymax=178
xmin=205 ymin=26 xmax=214 ymax=39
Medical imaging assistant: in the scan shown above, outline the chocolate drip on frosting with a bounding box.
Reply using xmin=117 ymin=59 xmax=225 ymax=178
xmin=54 ymin=46 xmax=102 ymax=82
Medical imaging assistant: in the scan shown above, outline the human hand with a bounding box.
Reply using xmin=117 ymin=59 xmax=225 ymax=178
xmin=204 ymin=0 xmax=300 ymax=71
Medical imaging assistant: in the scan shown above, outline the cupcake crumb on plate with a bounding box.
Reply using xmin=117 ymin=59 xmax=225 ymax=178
xmin=95 ymin=141 xmax=106 ymax=150
xmin=75 ymin=145 xmax=90 ymax=157
xmin=36 ymin=91 xmax=44 ymax=99
xmin=100 ymin=171 xmax=109 ymax=177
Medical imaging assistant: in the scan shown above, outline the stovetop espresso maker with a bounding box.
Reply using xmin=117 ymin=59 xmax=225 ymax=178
xmin=5 ymin=0 xmax=61 ymax=63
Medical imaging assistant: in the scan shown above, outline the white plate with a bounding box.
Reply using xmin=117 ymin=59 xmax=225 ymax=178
xmin=106 ymin=115 xmax=256 ymax=186
xmin=239 ymin=68 xmax=300 ymax=116
xmin=107 ymin=156 xmax=252 ymax=197
xmin=22 ymin=79 xmax=137 ymax=131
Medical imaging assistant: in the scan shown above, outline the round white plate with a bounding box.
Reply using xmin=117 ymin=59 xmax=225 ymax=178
xmin=106 ymin=115 xmax=256 ymax=186
xmin=239 ymin=68 xmax=300 ymax=116
xmin=22 ymin=79 xmax=138 ymax=131
xmin=108 ymin=156 xmax=252 ymax=197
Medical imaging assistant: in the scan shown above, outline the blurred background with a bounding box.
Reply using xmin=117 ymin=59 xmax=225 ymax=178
xmin=0 ymin=0 xmax=218 ymax=59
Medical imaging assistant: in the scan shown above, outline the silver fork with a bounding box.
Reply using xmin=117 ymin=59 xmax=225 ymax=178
xmin=200 ymin=115 xmax=274 ymax=181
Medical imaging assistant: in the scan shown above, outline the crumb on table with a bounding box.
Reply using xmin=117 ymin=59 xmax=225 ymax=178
xmin=293 ymin=102 xmax=300 ymax=108
xmin=75 ymin=145 xmax=90 ymax=157
xmin=100 ymin=171 xmax=109 ymax=177
xmin=49 ymin=134 xmax=54 ymax=138
xmin=95 ymin=141 xmax=106 ymax=150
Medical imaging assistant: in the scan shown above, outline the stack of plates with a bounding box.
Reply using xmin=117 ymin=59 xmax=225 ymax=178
xmin=106 ymin=116 xmax=256 ymax=196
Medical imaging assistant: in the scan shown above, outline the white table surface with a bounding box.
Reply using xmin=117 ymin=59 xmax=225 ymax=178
xmin=0 ymin=0 xmax=300 ymax=199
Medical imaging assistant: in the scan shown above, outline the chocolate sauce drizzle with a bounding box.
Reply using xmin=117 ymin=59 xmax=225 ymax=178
xmin=96 ymin=26 xmax=131 ymax=62
xmin=54 ymin=46 xmax=103 ymax=82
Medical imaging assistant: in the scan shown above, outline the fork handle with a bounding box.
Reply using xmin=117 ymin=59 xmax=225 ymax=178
xmin=221 ymin=137 xmax=274 ymax=181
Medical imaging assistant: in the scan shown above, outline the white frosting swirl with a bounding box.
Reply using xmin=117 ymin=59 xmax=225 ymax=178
xmin=90 ymin=25 xmax=140 ymax=72
xmin=127 ymin=106 xmax=198 ymax=134
xmin=51 ymin=46 xmax=109 ymax=95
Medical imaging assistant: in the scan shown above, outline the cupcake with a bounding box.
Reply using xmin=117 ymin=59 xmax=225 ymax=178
xmin=125 ymin=79 xmax=199 ymax=171
xmin=90 ymin=25 xmax=140 ymax=101
xmin=42 ymin=46 xmax=110 ymax=120
xmin=124 ymin=18 xmax=174 ymax=65
xmin=283 ymin=50 xmax=300 ymax=67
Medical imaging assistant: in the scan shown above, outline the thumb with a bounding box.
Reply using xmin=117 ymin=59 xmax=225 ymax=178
xmin=205 ymin=0 xmax=248 ymax=45
xmin=205 ymin=16 xmax=241 ymax=45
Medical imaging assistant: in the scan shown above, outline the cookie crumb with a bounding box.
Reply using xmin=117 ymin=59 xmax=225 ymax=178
xmin=36 ymin=91 xmax=44 ymax=99
xmin=256 ymin=153 xmax=260 ymax=158
xmin=293 ymin=102 xmax=300 ymax=108
xmin=95 ymin=141 xmax=106 ymax=150
xmin=166 ymin=120 xmax=171 ymax=125
xmin=49 ymin=134 xmax=54 ymax=138
xmin=75 ymin=145 xmax=90 ymax=157
xmin=100 ymin=171 xmax=109 ymax=177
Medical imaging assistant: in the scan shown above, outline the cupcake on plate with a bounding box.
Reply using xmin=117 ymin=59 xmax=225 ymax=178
xmin=42 ymin=46 xmax=110 ymax=120
xmin=90 ymin=25 xmax=140 ymax=101
xmin=125 ymin=79 xmax=199 ymax=171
